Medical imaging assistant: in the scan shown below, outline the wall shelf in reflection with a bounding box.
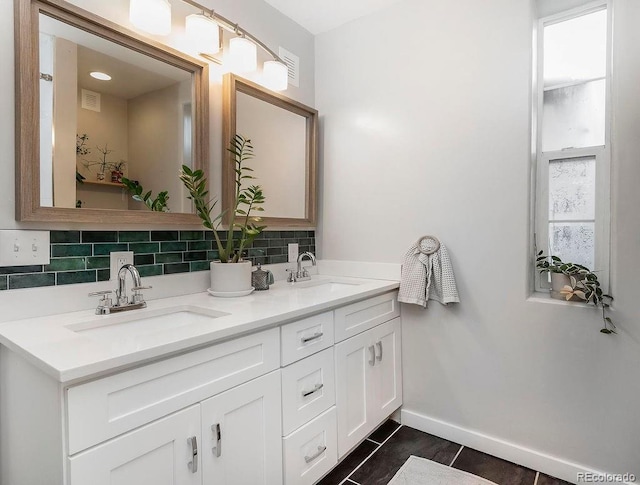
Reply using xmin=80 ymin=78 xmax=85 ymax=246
xmin=77 ymin=180 xmax=125 ymax=189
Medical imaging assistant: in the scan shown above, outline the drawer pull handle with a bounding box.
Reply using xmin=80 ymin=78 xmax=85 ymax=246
xmin=369 ymin=345 xmax=376 ymax=366
xmin=376 ymin=341 xmax=383 ymax=362
xmin=212 ymin=423 xmax=222 ymax=457
xmin=301 ymin=332 xmax=323 ymax=343
xmin=187 ymin=436 xmax=198 ymax=473
xmin=302 ymin=383 xmax=324 ymax=397
xmin=304 ymin=445 xmax=327 ymax=464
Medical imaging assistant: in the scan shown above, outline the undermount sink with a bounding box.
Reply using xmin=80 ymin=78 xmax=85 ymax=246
xmin=289 ymin=278 xmax=363 ymax=292
xmin=66 ymin=305 xmax=229 ymax=351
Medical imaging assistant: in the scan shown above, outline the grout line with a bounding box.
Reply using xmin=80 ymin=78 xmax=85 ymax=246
xmin=449 ymin=445 xmax=464 ymax=466
xmin=366 ymin=438 xmax=382 ymax=446
xmin=534 ymin=471 xmax=539 ymax=485
xmin=343 ymin=425 xmax=404 ymax=482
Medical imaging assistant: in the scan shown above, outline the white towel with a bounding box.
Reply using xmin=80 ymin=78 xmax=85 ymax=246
xmin=398 ymin=241 xmax=459 ymax=307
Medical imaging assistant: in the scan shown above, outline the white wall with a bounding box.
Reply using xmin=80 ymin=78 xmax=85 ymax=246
xmin=0 ymin=0 xmax=314 ymax=230
xmin=316 ymin=0 xmax=640 ymax=479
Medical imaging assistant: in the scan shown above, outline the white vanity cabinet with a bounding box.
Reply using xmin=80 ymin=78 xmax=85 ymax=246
xmin=69 ymin=405 xmax=202 ymax=485
xmin=0 ymin=288 xmax=402 ymax=485
xmin=69 ymin=371 xmax=282 ymax=485
xmin=334 ymin=294 xmax=402 ymax=458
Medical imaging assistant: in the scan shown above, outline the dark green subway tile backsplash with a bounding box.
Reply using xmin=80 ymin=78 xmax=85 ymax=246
xmin=155 ymin=252 xmax=183 ymax=264
xmin=0 ymin=230 xmax=315 ymax=291
xmin=51 ymin=244 xmax=92 ymax=257
xmin=57 ymin=270 xmax=96 ymax=286
xmin=9 ymin=273 xmax=55 ymax=289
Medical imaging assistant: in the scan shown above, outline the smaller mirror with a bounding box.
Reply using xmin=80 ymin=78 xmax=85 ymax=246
xmin=223 ymin=74 xmax=318 ymax=227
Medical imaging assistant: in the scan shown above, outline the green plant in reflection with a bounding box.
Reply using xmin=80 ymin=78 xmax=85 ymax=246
xmin=121 ymin=178 xmax=170 ymax=212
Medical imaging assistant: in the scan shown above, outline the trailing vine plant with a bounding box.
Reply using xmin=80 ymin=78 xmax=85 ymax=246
xmin=536 ymin=251 xmax=616 ymax=334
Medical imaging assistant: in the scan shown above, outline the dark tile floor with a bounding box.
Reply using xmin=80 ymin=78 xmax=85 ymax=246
xmin=318 ymin=421 xmax=573 ymax=485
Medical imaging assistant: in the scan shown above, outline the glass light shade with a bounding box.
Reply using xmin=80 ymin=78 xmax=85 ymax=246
xmin=185 ymin=14 xmax=220 ymax=56
xmin=129 ymin=0 xmax=171 ymax=36
xmin=262 ymin=61 xmax=288 ymax=91
xmin=228 ymin=37 xmax=257 ymax=73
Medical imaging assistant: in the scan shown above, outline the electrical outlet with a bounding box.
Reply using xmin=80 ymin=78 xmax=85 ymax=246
xmin=110 ymin=251 xmax=134 ymax=281
xmin=288 ymin=243 xmax=299 ymax=263
xmin=0 ymin=230 xmax=50 ymax=265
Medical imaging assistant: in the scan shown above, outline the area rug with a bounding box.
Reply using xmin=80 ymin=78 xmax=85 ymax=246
xmin=388 ymin=455 xmax=498 ymax=485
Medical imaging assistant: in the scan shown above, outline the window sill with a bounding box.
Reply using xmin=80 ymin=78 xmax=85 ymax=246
xmin=527 ymin=291 xmax=597 ymax=310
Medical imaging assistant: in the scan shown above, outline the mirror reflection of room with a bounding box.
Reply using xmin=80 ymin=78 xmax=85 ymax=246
xmin=39 ymin=14 xmax=193 ymax=213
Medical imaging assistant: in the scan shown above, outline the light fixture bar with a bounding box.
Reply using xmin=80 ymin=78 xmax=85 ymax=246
xmin=179 ymin=0 xmax=285 ymax=64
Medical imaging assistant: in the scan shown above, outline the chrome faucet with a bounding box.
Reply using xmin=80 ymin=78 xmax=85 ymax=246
xmin=287 ymin=252 xmax=317 ymax=283
xmin=89 ymin=264 xmax=152 ymax=315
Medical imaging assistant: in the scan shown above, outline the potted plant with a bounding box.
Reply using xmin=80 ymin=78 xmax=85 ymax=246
xmin=536 ymin=251 xmax=616 ymax=334
xmin=111 ymin=160 xmax=126 ymax=183
xmin=82 ymin=144 xmax=114 ymax=181
xmin=180 ymin=134 xmax=265 ymax=294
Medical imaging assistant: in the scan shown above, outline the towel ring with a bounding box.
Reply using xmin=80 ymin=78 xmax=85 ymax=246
xmin=417 ymin=235 xmax=440 ymax=255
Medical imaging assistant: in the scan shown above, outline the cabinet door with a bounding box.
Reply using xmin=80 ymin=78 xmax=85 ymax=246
xmin=201 ymin=371 xmax=283 ymax=485
xmin=69 ymin=405 xmax=201 ymax=485
xmin=371 ymin=318 xmax=403 ymax=424
xmin=335 ymin=330 xmax=375 ymax=458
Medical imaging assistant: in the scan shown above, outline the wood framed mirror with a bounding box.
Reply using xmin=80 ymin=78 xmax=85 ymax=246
xmin=15 ymin=0 xmax=209 ymax=224
xmin=222 ymin=74 xmax=318 ymax=227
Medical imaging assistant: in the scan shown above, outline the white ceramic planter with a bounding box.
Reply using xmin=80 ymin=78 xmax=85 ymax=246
xmin=550 ymin=273 xmax=585 ymax=301
xmin=210 ymin=260 xmax=252 ymax=293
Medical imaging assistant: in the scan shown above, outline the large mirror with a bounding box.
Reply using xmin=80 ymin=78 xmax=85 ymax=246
xmin=223 ymin=74 xmax=317 ymax=227
xmin=15 ymin=0 xmax=208 ymax=224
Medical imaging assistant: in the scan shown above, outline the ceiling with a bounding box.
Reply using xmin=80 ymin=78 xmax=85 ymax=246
xmin=263 ymin=0 xmax=405 ymax=35
xmin=40 ymin=14 xmax=190 ymax=100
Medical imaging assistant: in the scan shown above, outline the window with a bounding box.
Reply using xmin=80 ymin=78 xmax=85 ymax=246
xmin=534 ymin=3 xmax=611 ymax=291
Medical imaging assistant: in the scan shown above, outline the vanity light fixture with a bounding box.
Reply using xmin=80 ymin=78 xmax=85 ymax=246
xmin=89 ymin=71 xmax=112 ymax=81
xmin=228 ymin=36 xmax=258 ymax=73
xmin=129 ymin=0 xmax=172 ymax=36
xmin=185 ymin=13 xmax=220 ymax=56
xmin=262 ymin=60 xmax=288 ymax=91
xmin=130 ymin=0 xmax=289 ymax=90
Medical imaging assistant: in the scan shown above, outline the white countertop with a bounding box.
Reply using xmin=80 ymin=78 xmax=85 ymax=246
xmin=0 ymin=275 xmax=398 ymax=384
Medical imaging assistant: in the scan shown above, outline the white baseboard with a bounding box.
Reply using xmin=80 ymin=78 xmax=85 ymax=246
xmin=401 ymin=409 xmax=635 ymax=485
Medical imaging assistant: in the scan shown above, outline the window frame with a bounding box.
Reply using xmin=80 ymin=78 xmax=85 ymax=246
xmin=533 ymin=1 xmax=612 ymax=293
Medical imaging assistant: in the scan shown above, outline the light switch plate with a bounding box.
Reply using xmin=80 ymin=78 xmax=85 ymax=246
xmin=110 ymin=251 xmax=134 ymax=281
xmin=288 ymin=243 xmax=299 ymax=263
xmin=0 ymin=230 xmax=50 ymax=265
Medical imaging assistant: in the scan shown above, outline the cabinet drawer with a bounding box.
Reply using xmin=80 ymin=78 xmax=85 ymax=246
xmin=281 ymin=311 xmax=334 ymax=366
xmin=67 ymin=327 xmax=279 ymax=454
xmin=283 ymin=407 xmax=337 ymax=485
xmin=334 ymin=291 xmax=400 ymax=342
xmin=281 ymin=348 xmax=335 ymax=435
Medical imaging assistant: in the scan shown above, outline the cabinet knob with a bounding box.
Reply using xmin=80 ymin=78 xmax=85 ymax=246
xmin=304 ymin=445 xmax=327 ymax=464
xmin=187 ymin=436 xmax=198 ymax=473
xmin=302 ymin=383 xmax=324 ymax=398
xmin=212 ymin=423 xmax=222 ymax=457
xmin=376 ymin=341 xmax=383 ymax=362
xmin=301 ymin=332 xmax=323 ymax=344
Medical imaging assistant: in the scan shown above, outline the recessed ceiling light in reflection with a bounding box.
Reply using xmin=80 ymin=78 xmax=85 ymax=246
xmin=90 ymin=71 xmax=112 ymax=81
